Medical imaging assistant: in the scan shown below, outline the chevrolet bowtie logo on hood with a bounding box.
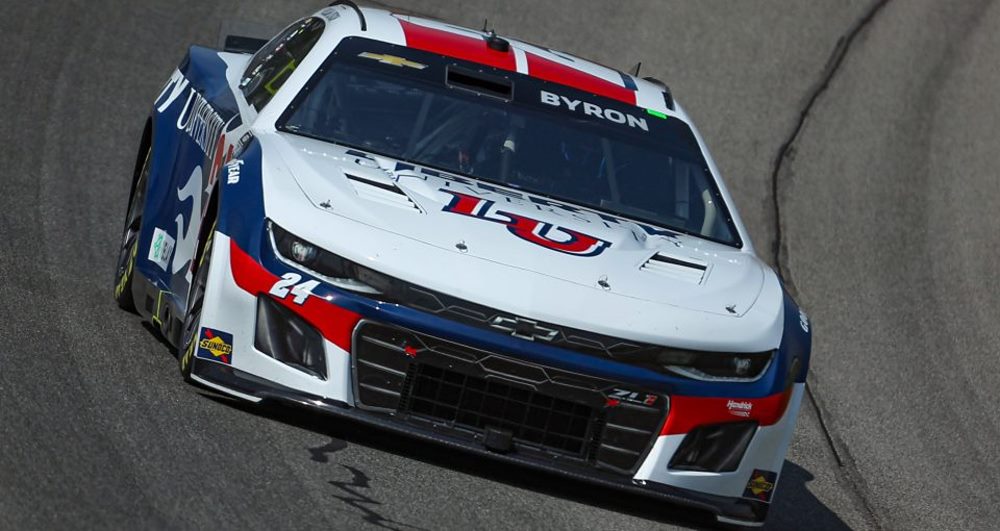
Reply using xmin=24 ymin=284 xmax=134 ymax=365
xmin=489 ymin=316 xmax=559 ymax=342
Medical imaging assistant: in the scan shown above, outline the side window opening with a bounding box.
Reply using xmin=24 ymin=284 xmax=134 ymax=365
xmin=240 ymin=17 xmax=325 ymax=111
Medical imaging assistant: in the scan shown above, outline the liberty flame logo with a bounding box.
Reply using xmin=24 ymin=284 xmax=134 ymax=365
xmin=441 ymin=191 xmax=611 ymax=257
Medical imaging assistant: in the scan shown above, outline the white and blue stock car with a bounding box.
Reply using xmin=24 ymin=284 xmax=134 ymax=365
xmin=113 ymin=3 xmax=811 ymax=526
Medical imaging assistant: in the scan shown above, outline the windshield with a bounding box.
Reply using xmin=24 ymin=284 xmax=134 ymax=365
xmin=277 ymin=37 xmax=740 ymax=246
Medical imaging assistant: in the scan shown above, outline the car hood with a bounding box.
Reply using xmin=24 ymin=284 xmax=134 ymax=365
xmin=269 ymin=134 xmax=769 ymax=320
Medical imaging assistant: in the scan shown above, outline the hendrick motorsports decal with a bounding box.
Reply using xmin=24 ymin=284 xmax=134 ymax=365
xmin=197 ymin=328 xmax=234 ymax=365
xmin=727 ymin=399 xmax=753 ymax=418
xmin=441 ymin=190 xmax=612 ymax=257
xmin=743 ymin=469 xmax=777 ymax=503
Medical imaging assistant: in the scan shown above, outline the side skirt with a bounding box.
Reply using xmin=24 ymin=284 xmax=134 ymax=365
xmin=132 ymin=272 xmax=185 ymax=348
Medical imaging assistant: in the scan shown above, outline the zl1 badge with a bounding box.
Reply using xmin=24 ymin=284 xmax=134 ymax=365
xmin=743 ymin=469 xmax=778 ymax=503
xmin=197 ymin=328 xmax=234 ymax=365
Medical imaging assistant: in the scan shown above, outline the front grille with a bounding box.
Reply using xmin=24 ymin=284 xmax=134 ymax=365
xmin=352 ymin=321 xmax=668 ymax=474
xmin=397 ymin=284 xmax=658 ymax=361
xmin=406 ymin=364 xmax=594 ymax=456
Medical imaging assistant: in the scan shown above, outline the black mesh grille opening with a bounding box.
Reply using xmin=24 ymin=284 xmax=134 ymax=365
xmin=351 ymin=321 xmax=668 ymax=473
xmin=596 ymin=403 xmax=665 ymax=473
xmin=405 ymin=364 xmax=595 ymax=457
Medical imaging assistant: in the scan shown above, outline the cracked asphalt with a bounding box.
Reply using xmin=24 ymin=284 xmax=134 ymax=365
xmin=2 ymin=1 xmax=998 ymax=529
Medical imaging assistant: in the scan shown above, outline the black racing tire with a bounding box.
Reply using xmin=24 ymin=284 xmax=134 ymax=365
xmin=178 ymin=220 xmax=217 ymax=380
xmin=113 ymin=146 xmax=151 ymax=312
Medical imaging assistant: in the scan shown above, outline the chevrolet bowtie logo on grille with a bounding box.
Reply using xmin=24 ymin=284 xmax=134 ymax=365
xmin=489 ymin=316 xmax=559 ymax=342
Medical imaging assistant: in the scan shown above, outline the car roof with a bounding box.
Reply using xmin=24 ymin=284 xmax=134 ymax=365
xmin=318 ymin=5 xmax=678 ymax=117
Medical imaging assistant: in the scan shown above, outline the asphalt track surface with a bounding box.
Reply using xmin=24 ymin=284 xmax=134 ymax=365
xmin=1 ymin=1 xmax=998 ymax=529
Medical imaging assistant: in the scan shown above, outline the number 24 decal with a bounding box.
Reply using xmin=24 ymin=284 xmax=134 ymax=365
xmin=269 ymin=273 xmax=319 ymax=305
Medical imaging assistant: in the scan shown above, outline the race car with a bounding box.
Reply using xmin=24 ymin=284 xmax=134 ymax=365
xmin=112 ymin=2 xmax=811 ymax=526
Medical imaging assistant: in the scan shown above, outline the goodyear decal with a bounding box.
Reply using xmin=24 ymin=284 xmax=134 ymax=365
xmin=197 ymin=328 xmax=234 ymax=365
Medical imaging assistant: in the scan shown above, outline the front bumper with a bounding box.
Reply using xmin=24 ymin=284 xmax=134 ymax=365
xmin=191 ymin=232 xmax=805 ymax=526
xmin=192 ymin=360 xmax=777 ymax=526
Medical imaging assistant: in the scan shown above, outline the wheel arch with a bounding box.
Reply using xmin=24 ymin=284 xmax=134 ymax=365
xmin=127 ymin=117 xmax=154 ymax=207
xmin=192 ymin=183 xmax=221 ymax=283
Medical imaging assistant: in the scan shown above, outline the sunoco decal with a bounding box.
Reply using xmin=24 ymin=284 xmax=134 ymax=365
xmin=197 ymin=328 xmax=234 ymax=365
xmin=743 ymin=469 xmax=777 ymax=503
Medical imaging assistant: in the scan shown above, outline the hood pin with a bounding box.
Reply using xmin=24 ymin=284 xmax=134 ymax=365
xmin=598 ymin=276 xmax=611 ymax=291
xmin=456 ymin=241 xmax=468 ymax=253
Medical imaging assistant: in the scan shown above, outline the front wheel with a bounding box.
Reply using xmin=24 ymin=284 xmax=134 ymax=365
xmin=178 ymin=221 xmax=216 ymax=380
xmin=113 ymin=147 xmax=151 ymax=312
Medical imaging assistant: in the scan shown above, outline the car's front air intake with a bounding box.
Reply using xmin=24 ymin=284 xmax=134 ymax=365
xmin=351 ymin=321 xmax=668 ymax=474
xmin=405 ymin=363 xmax=595 ymax=456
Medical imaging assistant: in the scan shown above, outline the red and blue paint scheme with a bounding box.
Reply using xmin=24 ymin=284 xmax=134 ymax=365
xmin=117 ymin=5 xmax=811 ymax=527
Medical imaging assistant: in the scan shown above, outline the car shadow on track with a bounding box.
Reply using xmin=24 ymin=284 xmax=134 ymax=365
xmin=200 ymin=392 xmax=849 ymax=530
xmin=766 ymin=463 xmax=852 ymax=531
